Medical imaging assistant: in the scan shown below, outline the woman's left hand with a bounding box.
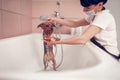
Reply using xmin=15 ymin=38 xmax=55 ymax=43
xmin=44 ymin=36 xmax=60 ymax=46
xmin=44 ymin=40 xmax=55 ymax=46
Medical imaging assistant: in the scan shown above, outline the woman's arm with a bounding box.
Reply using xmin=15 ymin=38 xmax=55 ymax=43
xmin=51 ymin=18 xmax=89 ymax=28
xmin=45 ymin=25 xmax=102 ymax=45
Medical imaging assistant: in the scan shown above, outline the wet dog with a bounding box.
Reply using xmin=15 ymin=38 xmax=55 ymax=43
xmin=37 ymin=21 xmax=60 ymax=71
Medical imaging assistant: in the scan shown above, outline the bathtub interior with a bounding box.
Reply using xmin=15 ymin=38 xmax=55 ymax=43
xmin=0 ymin=33 xmax=100 ymax=72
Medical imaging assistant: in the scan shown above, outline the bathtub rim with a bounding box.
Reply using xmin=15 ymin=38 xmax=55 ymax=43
xmin=0 ymin=33 xmax=101 ymax=71
xmin=0 ymin=33 xmax=120 ymax=80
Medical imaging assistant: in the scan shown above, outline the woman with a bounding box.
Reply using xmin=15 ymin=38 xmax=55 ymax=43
xmin=44 ymin=0 xmax=120 ymax=60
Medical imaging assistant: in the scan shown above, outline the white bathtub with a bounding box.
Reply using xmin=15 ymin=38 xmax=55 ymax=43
xmin=0 ymin=33 xmax=120 ymax=80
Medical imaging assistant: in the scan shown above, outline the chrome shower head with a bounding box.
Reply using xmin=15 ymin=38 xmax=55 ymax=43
xmin=40 ymin=16 xmax=49 ymax=21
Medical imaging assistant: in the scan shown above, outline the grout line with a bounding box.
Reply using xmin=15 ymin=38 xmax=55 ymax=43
xmin=0 ymin=8 xmax=32 ymax=18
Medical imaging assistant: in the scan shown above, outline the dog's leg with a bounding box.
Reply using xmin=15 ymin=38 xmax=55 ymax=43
xmin=52 ymin=58 xmax=56 ymax=71
xmin=49 ymin=51 xmax=56 ymax=71
xmin=43 ymin=54 xmax=49 ymax=71
xmin=43 ymin=41 xmax=49 ymax=71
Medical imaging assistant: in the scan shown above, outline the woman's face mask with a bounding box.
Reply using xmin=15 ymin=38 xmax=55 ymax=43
xmin=84 ymin=5 xmax=97 ymax=16
xmin=85 ymin=9 xmax=96 ymax=16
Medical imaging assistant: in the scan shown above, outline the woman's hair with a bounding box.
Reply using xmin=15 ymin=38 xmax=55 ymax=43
xmin=80 ymin=0 xmax=108 ymax=7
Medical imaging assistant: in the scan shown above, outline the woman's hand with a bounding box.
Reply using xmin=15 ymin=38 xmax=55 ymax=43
xmin=44 ymin=40 xmax=55 ymax=46
xmin=44 ymin=37 xmax=60 ymax=46
xmin=48 ymin=17 xmax=56 ymax=23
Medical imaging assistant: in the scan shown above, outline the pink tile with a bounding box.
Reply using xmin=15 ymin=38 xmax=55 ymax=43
xmin=32 ymin=1 xmax=85 ymax=33
xmin=1 ymin=11 xmax=21 ymax=38
xmin=21 ymin=16 xmax=32 ymax=34
xmin=60 ymin=1 xmax=85 ymax=18
xmin=2 ymin=0 xmax=21 ymax=13
xmin=0 ymin=10 xmax=1 ymax=38
xmin=21 ymin=0 xmax=32 ymax=16
xmin=0 ymin=0 xmax=2 ymax=9
xmin=32 ymin=1 xmax=55 ymax=18
xmin=32 ymin=19 xmax=42 ymax=33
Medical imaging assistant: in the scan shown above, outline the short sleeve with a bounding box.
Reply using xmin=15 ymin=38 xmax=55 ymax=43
xmin=85 ymin=16 xmax=94 ymax=23
xmin=92 ymin=13 xmax=112 ymax=30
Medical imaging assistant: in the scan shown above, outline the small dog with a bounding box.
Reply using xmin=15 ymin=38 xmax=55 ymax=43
xmin=37 ymin=21 xmax=60 ymax=71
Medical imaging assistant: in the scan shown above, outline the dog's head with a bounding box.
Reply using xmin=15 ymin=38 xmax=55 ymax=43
xmin=37 ymin=21 xmax=55 ymax=36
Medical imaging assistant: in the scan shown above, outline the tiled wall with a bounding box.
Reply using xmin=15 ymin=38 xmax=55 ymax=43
xmin=0 ymin=13 xmax=1 ymax=38
xmin=32 ymin=0 xmax=85 ymax=34
xmin=0 ymin=0 xmax=32 ymax=39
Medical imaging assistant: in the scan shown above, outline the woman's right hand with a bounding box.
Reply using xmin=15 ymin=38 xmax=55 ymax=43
xmin=48 ymin=17 xmax=56 ymax=23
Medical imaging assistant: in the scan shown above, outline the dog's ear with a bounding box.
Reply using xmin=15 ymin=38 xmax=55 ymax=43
xmin=37 ymin=23 xmax=45 ymax=29
xmin=37 ymin=23 xmax=41 ymax=28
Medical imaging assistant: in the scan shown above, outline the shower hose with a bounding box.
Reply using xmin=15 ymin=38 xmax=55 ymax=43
xmin=45 ymin=25 xmax=64 ymax=70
